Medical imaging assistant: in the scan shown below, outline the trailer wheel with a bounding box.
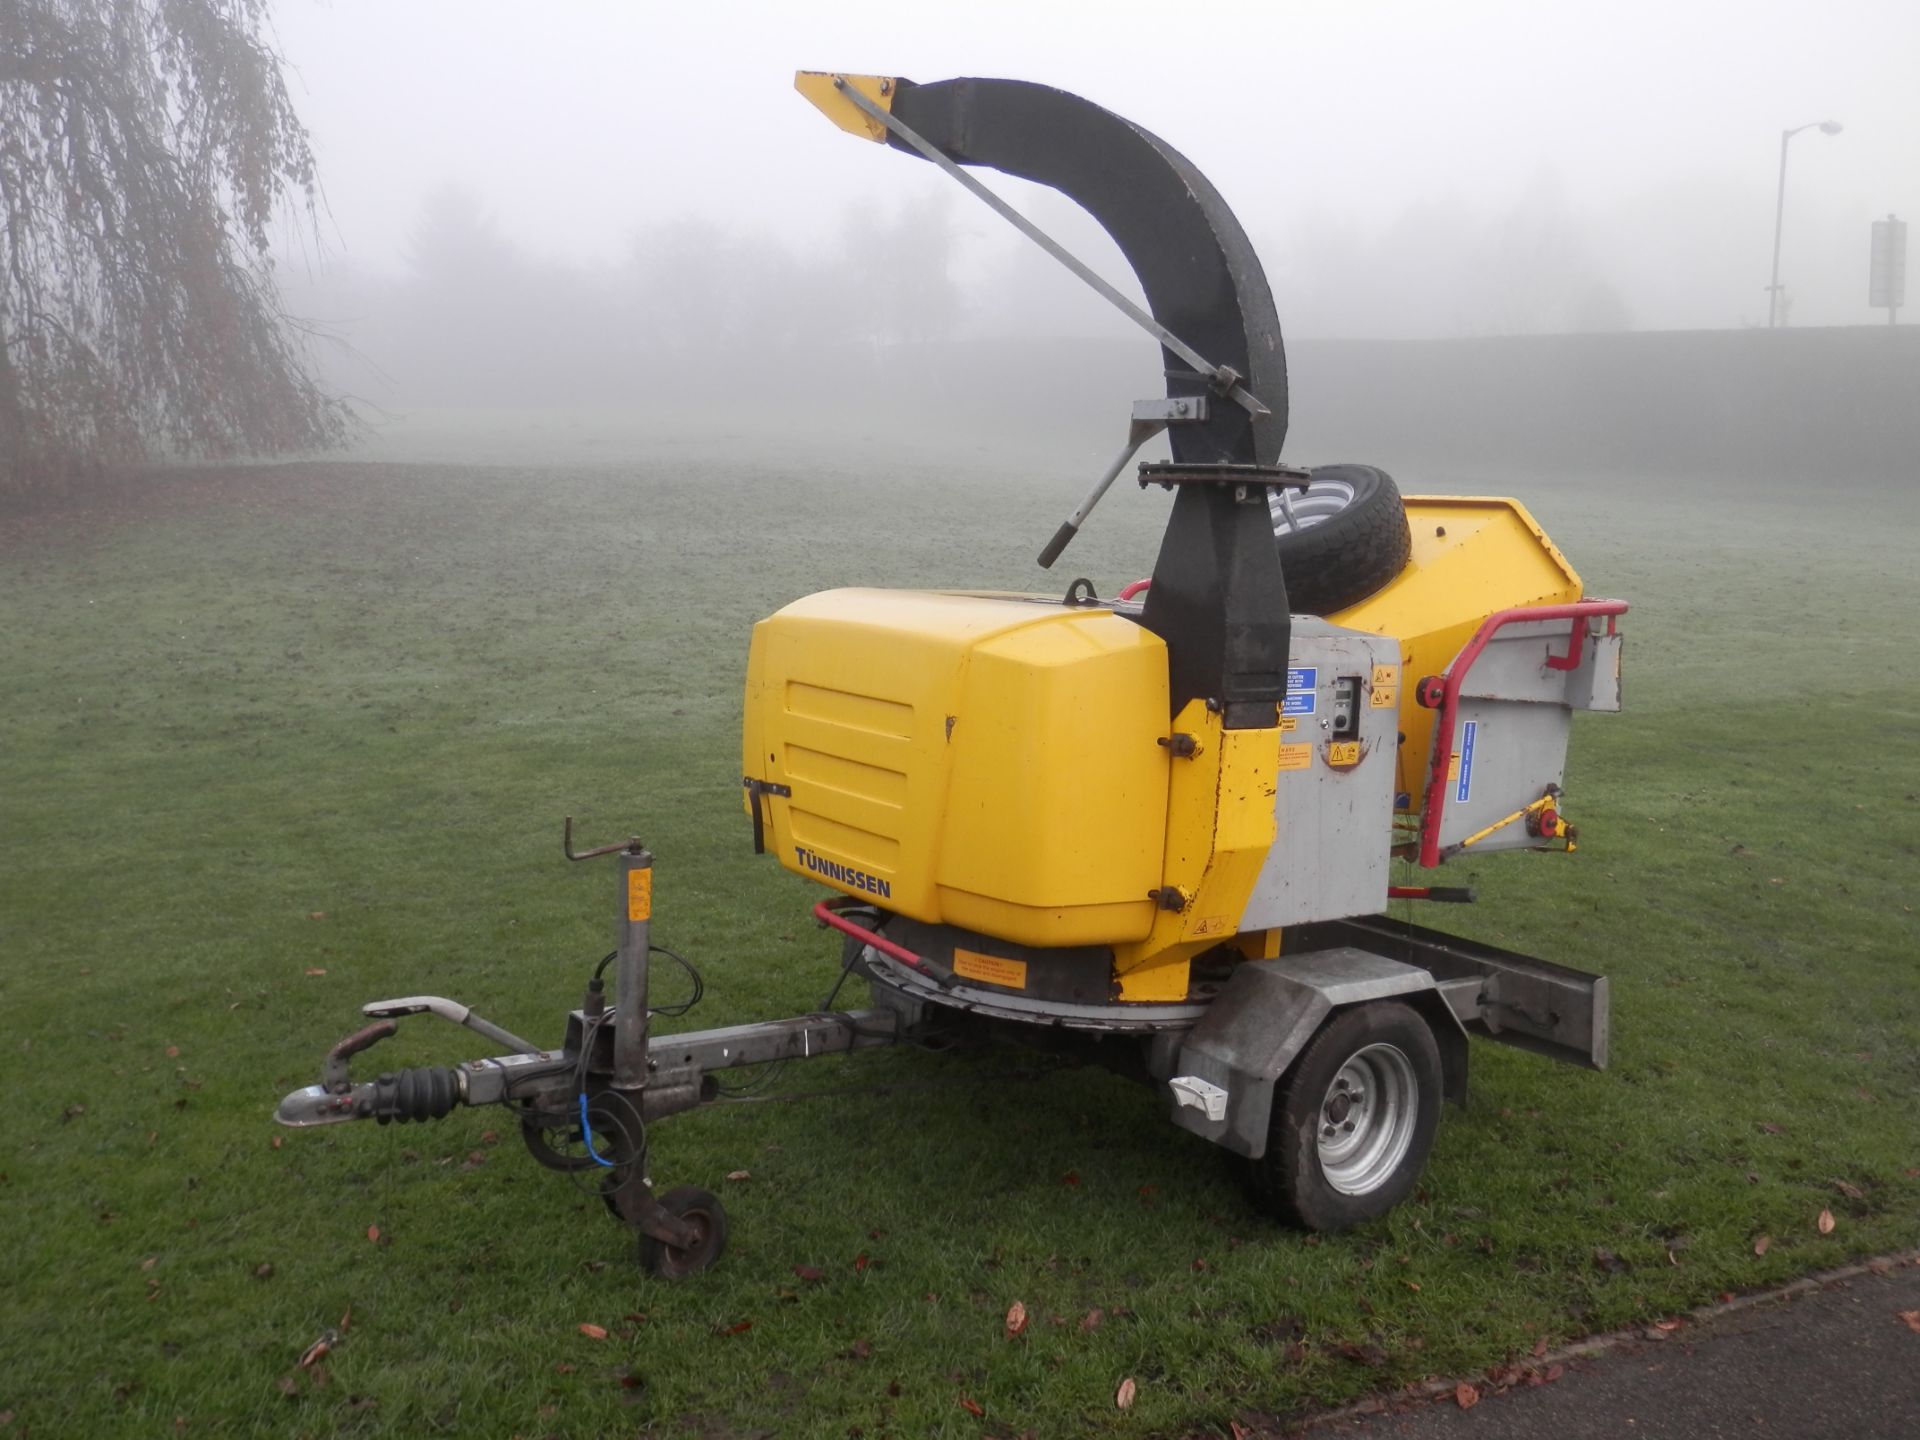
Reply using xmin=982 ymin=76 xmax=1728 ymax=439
xmin=1246 ymin=1000 xmax=1441 ymax=1231
xmin=1270 ymin=464 xmax=1412 ymax=616
xmin=637 ymin=1185 xmax=729 ymax=1279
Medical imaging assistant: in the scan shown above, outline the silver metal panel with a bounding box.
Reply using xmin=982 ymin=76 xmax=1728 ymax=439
xmin=1565 ymin=631 xmax=1623 ymax=712
xmin=1436 ymin=617 xmax=1623 ymax=853
xmin=1436 ymin=701 xmax=1571 ymax=853
xmin=1240 ymin=620 xmax=1400 ymax=929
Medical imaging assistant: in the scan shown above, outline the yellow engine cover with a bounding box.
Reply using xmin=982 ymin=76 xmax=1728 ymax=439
xmin=742 ymin=590 xmax=1171 ymax=946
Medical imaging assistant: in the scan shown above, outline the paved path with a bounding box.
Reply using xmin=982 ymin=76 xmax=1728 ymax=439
xmin=1312 ymin=1259 xmax=1920 ymax=1440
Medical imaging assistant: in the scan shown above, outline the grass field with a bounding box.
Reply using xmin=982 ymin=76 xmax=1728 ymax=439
xmin=2 ymin=437 xmax=1917 ymax=1438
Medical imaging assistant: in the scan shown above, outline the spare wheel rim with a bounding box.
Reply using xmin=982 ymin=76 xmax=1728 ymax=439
xmin=1269 ymin=474 xmax=1357 ymax=536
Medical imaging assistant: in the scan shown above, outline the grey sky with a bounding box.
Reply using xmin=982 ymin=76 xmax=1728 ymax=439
xmin=273 ymin=0 xmax=1918 ymax=335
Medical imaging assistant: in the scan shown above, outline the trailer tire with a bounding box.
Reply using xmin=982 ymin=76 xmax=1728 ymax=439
xmin=1245 ymin=1000 xmax=1441 ymax=1231
xmin=1271 ymin=464 xmax=1412 ymax=616
xmin=638 ymin=1185 xmax=729 ymax=1279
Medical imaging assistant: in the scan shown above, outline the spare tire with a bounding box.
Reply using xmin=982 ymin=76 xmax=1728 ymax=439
xmin=1268 ymin=464 xmax=1412 ymax=615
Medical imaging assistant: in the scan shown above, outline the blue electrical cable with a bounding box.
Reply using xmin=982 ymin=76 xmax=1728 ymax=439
xmin=578 ymin=1091 xmax=617 ymax=1169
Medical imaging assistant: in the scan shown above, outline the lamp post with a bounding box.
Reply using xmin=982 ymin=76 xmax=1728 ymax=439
xmin=1767 ymin=120 xmax=1843 ymax=327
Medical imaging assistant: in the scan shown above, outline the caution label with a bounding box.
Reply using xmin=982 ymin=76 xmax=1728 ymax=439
xmin=1277 ymin=742 xmax=1313 ymax=772
xmin=1370 ymin=686 xmax=1398 ymax=708
xmin=626 ymin=867 xmax=653 ymax=923
xmin=1326 ymin=740 xmax=1361 ymax=767
xmin=1372 ymin=663 xmax=1400 ymax=687
xmin=953 ymin=948 xmax=1028 ymax=990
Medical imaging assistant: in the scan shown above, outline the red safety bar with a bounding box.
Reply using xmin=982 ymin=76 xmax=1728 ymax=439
xmin=812 ymin=899 xmax=939 ymax=980
xmin=1416 ymin=599 xmax=1628 ymax=868
xmin=1116 ymin=578 xmax=1152 ymax=601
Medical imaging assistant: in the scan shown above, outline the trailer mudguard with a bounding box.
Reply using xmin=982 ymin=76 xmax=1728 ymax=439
xmin=1167 ymin=950 xmax=1469 ymax=1158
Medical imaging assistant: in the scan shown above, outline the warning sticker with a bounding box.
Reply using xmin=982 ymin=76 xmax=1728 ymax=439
xmin=1189 ymin=915 xmax=1232 ymax=938
xmin=1370 ymin=686 xmax=1398 ymax=708
xmin=1455 ymin=720 xmax=1478 ymax=802
xmin=1372 ymin=663 xmax=1400 ymax=687
xmin=1326 ymin=740 xmax=1361 ymax=767
xmin=1279 ymin=716 xmax=1299 ymax=733
xmin=626 ymin=867 xmax=653 ymax=923
xmin=1277 ymin=742 xmax=1313 ymax=772
xmin=953 ymin=948 xmax=1028 ymax=990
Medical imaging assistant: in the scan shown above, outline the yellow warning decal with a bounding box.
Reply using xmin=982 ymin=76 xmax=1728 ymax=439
xmin=1327 ymin=740 xmax=1361 ymax=766
xmin=1372 ymin=664 xmax=1400 ymax=687
xmin=1277 ymin=742 xmax=1313 ymax=772
xmin=1447 ymin=753 xmax=1461 ymax=782
xmin=953 ymin=948 xmax=1028 ymax=990
xmin=626 ymin=868 xmax=652 ymax=923
xmin=1189 ymin=915 xmax=1232 ymax=937
xmin=1370 ymin=686 xmax=1398 ymax=708
xmin=1280 ymin=716 xmax=1299 ymax=733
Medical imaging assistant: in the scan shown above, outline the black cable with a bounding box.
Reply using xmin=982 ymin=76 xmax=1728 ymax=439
xmin=648 ymin=944 xmax=704 ymax=1018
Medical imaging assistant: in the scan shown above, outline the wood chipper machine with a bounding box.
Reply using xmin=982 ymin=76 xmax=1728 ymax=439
xmin=277 ymin=73 xmax=1628 ymax=1277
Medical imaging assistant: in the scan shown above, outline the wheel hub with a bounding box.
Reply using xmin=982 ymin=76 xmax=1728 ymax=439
xmin=1315 ymin=1043 xmax=1417 ymax=1197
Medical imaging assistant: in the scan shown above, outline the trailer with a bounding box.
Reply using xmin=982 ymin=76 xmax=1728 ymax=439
xmin=277 ymin=71 xmax=1626 ymax=1277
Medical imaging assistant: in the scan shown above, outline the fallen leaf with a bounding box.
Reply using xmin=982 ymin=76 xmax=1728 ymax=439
xmin=275 ymin=1375 xmax=298 ymax=1398
xmin=1545 ymin=1363 xmax=1566 ymax=1382
xmin=725 ymin=1170 xmax=751 ymax=1182
xmin=305 ymin=968 xmax=327 ymax=977
xmin=308 ymin=912 xmax=326 ymax=920
xmin=1231 ymin=1423 xmax=1252 ymax=1440
xmin=1757 ymin=1122 xmax=1784 ymax=1135
xmin=552 ymin=1363 xmax=576 ymax=1375
xmin=1005 ymin=1300 xmax=1028 ymax=1339
xmin=1061 ymin=1171 xmax=1080 ymax=1187
xmin=479 ymin=1130 xmax=498 ymax=1145
xmin=1754 ymin=1235 xmax=1771 ymax=1255
xmin=1532 ymin=1336 xmax=1549 ymax=1358
xmin=793 ymin=1265 xmax=825 ymax=1283
xmin=165 ymin=1046 xmax=180 ymax=1059
xmin=578 ymin=1323 xmax=607 ymax=1340
xmin=1897 ymin=1310 xmax=1920 ymax=1335
xmin=1192 ymin=1258 xmax=1209 ymax=1272
xmin=296 ymin=1331 xmax=336 ymax=1369
xmin=848 ymin=1339 xmax=873 ymax=1360
xmin=1833 ymin=1179 xmax=1865 ymax=1200
xmin=853 ymin=1252 xmax=871 ymax=1272
xmin=1653 ymin=1318 xmax=1683 ymax=1333
xmin=1405 ymin=1281 xmax=1421 ymax=1292
xmin=1817 ymin=1209 xmax=1836 ymax=1235
xmin=270 ymin=1135 xmax=283 ymax=1151
xmin=1455 ymin=1383 xmax=1480 ymax=1410
xmin=719 ymin=1320 xmax=753 ymax=1336
xmin=141 ymin=1256 xmax=158 ymax=1272
xmin=253 ymin=1262 xmax=273 ymax=1280
xmin=1116 ymin=1377 xmax=1137 ymax=1410
xmin=366 ymin=1225 xmax=380 ymax=1243
xmin=959 ymin=1396 xmax=984 ymax=1417
xmin=1080 ymin=1308 xmax=1104 ymax=1333
xmin=339 ymin=1305 xmax=351 ymax=1332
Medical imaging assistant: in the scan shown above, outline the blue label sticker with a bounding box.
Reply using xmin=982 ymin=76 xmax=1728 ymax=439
xmin=1283 ymin=666 xmax=1318 ymax=715
xmin=1455 ymin=720 xmax=1477 ymax=803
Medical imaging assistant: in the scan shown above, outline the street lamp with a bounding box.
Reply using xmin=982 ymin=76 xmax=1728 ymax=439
xmin=1767 ymin=120 xmax=1843 ymax=327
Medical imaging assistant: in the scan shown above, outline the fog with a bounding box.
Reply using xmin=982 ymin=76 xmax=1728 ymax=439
xmin=265 ymin=0 xmax=1920 ymax=470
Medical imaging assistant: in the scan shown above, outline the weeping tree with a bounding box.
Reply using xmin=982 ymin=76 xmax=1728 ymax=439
xmin=0 ymin=0 xmax=345 ymax=495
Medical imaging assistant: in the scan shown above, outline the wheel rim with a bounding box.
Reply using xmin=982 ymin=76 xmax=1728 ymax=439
xmin=1269 ymin=474 xmax=1357 ymax=536
xmin=1315 ymin=1042 xmax=1418 ymax=1196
